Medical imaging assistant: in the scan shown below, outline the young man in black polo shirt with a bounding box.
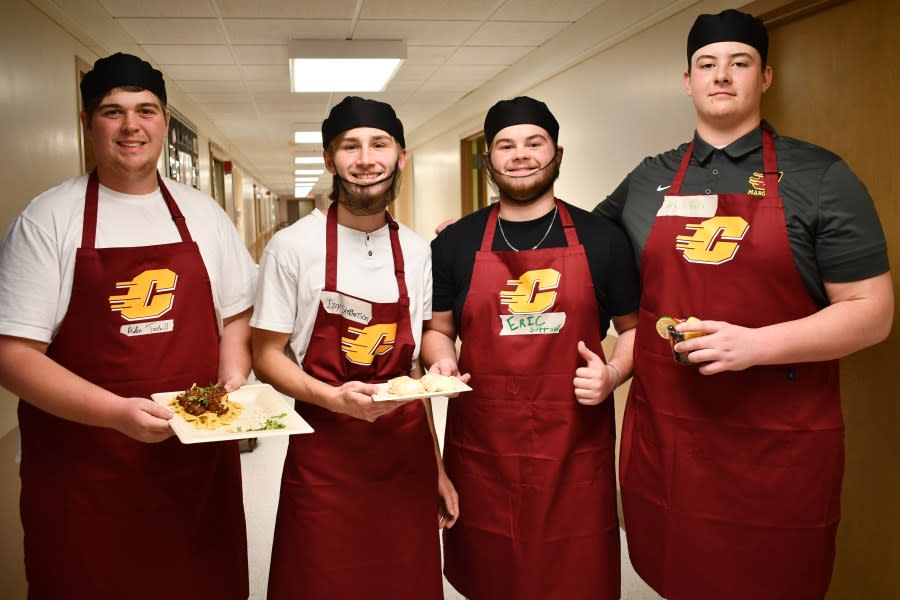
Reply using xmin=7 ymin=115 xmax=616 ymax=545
xmin=594 ymin=9 xmax=893 ymax=600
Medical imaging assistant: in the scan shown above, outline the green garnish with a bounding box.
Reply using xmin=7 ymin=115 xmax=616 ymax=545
xmin=236 ymin=413 xmax=288 ymax=432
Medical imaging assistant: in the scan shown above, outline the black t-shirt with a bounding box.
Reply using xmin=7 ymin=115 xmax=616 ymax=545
xmin=431 ymin=200 xmax=641 ymax=338
xmin=593 ymin=123 xmax=889 ymax=307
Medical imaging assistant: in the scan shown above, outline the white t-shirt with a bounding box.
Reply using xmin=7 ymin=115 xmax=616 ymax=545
xmin=0 ymin=174 xmax=257 ymax=343
xmin=251 ymin=208 xmax=432 ymax=368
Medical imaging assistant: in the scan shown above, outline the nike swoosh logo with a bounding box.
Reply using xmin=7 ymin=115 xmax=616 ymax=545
xmin=657 ymin=185 xmax=671 ymax=192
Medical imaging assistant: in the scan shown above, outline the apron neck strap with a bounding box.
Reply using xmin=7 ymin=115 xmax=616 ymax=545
xmin=669 ymin=141 xmax=695 ymax=196
xmin=385 ymin=211 xmax=409 ymax=301
xmin=82 ymin=170 xmax=193 ymax=249
xmin=760 ymin=125 xmax=780 ymax=198
xmin=481 ymin=204 xmax=501 ymax=252
xmin=557 ymin=200 xmax=578 ymax=246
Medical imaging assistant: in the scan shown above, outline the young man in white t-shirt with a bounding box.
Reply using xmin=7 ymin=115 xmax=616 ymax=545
xmin=0 ymin=53 xmax=255 ymax=598
xmin=251 ymin=96 xmax=456 ymax=600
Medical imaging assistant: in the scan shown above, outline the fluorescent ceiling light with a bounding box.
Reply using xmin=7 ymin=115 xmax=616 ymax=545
xmin=289 ymin=40 xmax=405 ymax=93
xmin=295 ymin=156 xmax=324 ymax=164
xmin=295 ymin=185 xmax=313 ymax=197
xmin=295 ymin=169 xmax=324 ymax=175
xmin=295 ymin=177 xmax=319 ymax=183
xmin=294 ymin=131 xmax=321 ymax=144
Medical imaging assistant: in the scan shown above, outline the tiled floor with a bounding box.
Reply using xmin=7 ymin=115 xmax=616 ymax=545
xmin=240 ymin=395 xmax=662 ymax=600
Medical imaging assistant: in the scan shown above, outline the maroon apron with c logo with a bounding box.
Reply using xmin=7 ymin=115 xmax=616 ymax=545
xmin=266 ymin=203 xmax=442 ymax=600
xmin=18 ymin=172 xmax=248 ymax=600
xmin=620 ymin=128 xmax=842 ymax=599
xmin=443 ymin=200 xmax=620 ymax=600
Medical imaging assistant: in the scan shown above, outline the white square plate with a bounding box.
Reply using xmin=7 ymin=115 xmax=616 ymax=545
xmin=152 ymin=383 xmax=314 ymax=444
xmin=371 ymin=380 xmax=472 ymax=402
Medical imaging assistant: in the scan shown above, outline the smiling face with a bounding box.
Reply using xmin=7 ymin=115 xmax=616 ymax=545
xmin=684 ymin=41 xmax=772 ymax=140
xmin=81 ymin=87 xmax=169 ymax=194
xmin=324 ymin=126 xmax=406 ymax=215
xmin=485 ymin=123 xmax=561 ymax=206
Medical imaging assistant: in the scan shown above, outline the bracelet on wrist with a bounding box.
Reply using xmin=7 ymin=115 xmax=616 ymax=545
xmin=607 ymin=362 xmax=621 ymax=390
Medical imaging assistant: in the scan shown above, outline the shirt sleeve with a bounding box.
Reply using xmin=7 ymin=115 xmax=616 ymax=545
xmin=429 ymin=231 xmax=455 ymax=313
xmin=593 ymin=175 xmax=630 ymax=222
xmin=602 ymin=222 xmax=642 ymax=318
xmin=0 ymin=214 xmax=64 ymax=343
xmin=814 ymin=160 xmax=890 ymax=283
xmin=251 ymin=243 xmax=300 ymax=334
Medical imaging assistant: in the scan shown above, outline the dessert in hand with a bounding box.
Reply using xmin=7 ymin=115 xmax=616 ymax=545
xmin=386 ymin=376 xmax=427 ymax=396
xmin=655 ymin=316 xmax=703 ymax=365
xmin=420 ymin=372 xmax=466 ymax=393
xmin=384 ymin=373 xmax=467 ymax=397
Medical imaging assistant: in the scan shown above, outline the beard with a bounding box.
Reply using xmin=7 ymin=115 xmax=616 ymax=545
xmin=489 ymin=155 xmax=560 ymax=205
xmin=335 ymin=164 xmax=401 ymax=216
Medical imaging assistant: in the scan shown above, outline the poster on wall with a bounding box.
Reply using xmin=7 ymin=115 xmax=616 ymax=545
xmin=166 ymin=111 xmax=200 ymax=189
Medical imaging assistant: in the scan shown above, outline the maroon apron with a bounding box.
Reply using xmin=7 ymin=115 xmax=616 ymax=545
xmin=266 ymin=203 xmax=442 ymax=600
xmin=620 ymin=128 xmax=843 ymax=599
xmin=443 ymin=200 xmax=620 ymax=600
xmin=17 ymin=171 xmax=248 ymax=600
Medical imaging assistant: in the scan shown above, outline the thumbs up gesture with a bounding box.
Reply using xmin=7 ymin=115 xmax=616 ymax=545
xmin=573 ymin=340 xmax=616 ymax=405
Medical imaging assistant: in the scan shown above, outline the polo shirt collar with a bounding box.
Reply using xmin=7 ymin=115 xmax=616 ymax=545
xmin=692 ymin=120 xmax=777 ymax=164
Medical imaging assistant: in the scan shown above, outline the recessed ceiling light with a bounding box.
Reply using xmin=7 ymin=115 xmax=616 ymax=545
xmin=289 ymin=40 xmax=405 ymax=93
xmin=294 ymin=131 xmax=321 ymax=144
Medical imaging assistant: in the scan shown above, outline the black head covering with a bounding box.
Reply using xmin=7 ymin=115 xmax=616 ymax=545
xmin=80 ymin=52 xmax=167 ymax=106
xmin=321 ymin=96 xmax=405 ymax=150
xmin=687 ymin=9 xmax=768 ymax=67
xmin=483 ymin=96 xmax=559 ymax=147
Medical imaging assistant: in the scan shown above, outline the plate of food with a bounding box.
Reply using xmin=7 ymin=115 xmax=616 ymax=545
xmin=152 ymin=383 xmax=314 ymax=444
xmin=372 ymin=373 xmax=472 ymax=402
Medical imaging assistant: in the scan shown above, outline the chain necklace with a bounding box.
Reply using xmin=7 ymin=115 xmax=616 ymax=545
xmin=497 ymin=205 xmax=558 ymax=252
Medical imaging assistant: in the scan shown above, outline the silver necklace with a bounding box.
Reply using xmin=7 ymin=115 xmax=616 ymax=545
xmin=497 ymin=205 xmax=558 ymax=252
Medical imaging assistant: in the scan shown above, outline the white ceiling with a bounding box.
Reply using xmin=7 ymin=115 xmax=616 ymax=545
xmin=33 ymin=0 xmax=692 ymax=198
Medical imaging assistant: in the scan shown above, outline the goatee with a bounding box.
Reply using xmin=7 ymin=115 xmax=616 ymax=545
xmin=337 ymin=166 xmax=401 ymax=215
xmin=490 ymin=157 xmax=560 ymax=205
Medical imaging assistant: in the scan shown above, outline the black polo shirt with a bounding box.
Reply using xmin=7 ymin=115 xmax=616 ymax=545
xmin=593 ymin=123 xmax=889 ymax=307
xmin=431 ymin=200 xmax=640 ymax=338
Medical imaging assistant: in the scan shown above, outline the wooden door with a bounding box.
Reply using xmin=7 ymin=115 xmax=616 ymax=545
xmin=758 ymin=1 xmax=899 ymax=596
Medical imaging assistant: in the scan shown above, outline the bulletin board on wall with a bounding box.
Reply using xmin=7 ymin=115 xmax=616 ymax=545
xmin=166 ymin=109 xmax=200 ymax=189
